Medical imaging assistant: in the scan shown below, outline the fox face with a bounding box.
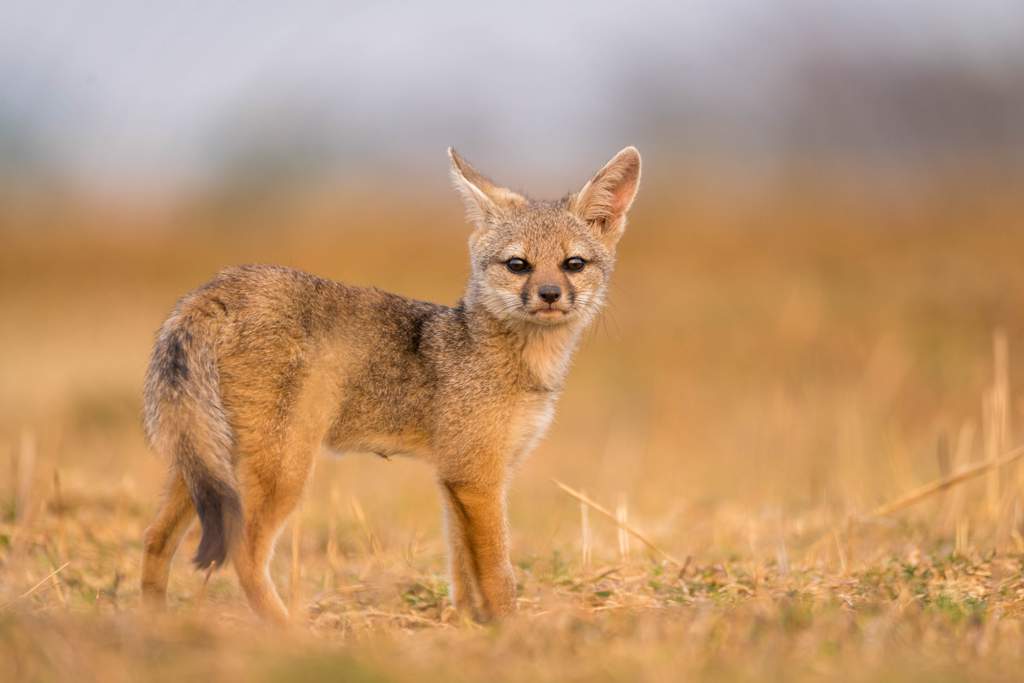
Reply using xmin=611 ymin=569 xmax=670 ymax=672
xmin=450 ymin=147 xmax=641 ymax=328
xmin=466 ymin=204 xmax=611 ymax=327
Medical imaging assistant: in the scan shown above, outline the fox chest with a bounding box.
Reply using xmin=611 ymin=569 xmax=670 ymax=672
xmin=504 ymin=393 xmax=557 ymax=462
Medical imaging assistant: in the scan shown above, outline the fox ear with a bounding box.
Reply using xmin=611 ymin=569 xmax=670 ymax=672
xmin=448 ymin=147 xmax=526 ymax=226
xmin=571 ymin=147 xmax=641 ymax=246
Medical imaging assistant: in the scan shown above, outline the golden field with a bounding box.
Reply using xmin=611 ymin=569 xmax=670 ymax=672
xmin=2 ymin=173 xmax=1024 ymax=682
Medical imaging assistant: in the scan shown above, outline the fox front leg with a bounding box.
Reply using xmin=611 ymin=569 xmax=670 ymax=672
xmin=441 ymin=483 xmax=483 ymax=617
xmin=441 ymin=481 xmax=516 ymax=621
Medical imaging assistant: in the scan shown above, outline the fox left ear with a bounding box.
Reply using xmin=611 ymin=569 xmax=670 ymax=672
xmin=571 ymin=147 xmax=641 ymax=247
xmin=448 ymin=147 xmax=526 ymax=228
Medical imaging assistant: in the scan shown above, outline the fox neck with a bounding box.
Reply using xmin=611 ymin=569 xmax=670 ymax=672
xmin=461 ymin=293 xmax=585 ymax=391
xmin=514 ymin=322 xmax=582 ymax=390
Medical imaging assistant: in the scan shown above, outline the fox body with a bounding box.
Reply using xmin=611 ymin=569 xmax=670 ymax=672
xmin=141 ymin=147 xmax=641 ymax=624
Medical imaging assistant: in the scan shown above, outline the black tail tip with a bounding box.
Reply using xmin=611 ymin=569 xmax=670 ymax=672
xmin=191 ymin=489 xmax=242 ymax=572
xmin=192 ymin=531 xmax=230 ymax=571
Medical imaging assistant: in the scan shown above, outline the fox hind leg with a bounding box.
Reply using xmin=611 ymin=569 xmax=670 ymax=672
xmin=231 ymin=441 xmax=317 ymax=626
xmin=141 ymin=470 xmax=196 ymax=608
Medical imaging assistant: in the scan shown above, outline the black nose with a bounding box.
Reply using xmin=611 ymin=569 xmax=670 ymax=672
xmin=538 ymin=285 xmax=561 ymax=304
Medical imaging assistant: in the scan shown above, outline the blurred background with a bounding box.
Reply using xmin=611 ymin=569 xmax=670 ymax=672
xmin=6 ymin=4 xmax=1024 ymax=681
xmin=3 ymin=0 xmax=1024 ymax=590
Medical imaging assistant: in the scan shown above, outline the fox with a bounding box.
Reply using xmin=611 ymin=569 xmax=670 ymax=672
xmin=140 ymin=146 xmax=641 ymax=624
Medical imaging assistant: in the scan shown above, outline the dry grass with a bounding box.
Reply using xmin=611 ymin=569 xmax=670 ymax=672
xmin=3 ymin=177 xmax=1024 ymax=681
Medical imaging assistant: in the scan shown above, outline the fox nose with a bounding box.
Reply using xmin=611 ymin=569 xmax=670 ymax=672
xmin=538 ymin=285 xmax=562 ymax=304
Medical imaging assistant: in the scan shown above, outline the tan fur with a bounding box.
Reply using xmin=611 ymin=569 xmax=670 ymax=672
xmin=140 ymin=147 xmax=641 ymax=624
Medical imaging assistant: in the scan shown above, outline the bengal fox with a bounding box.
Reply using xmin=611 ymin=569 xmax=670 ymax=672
xmin=140 ymin=146 xmax=641 ymax=624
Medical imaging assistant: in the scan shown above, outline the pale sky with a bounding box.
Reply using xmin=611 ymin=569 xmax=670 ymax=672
xmin=2 ymin=0 xmax=1022 ymax=192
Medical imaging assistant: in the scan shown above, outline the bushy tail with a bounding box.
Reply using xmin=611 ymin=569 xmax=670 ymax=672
xmin=143 ymin=306 xmax=242 ymax=570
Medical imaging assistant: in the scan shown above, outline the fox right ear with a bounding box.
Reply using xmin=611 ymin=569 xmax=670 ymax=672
xmin=571 ymin=147 xmax=641 ymax=247
xmin=448 ymin=148 xmax=525 ymax=226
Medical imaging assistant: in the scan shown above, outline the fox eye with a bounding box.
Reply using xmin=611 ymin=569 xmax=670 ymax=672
xmin=505 ymin=257 xmax=531 ymax=274
xmin=563 ymin=257 xmax=586 ymax=272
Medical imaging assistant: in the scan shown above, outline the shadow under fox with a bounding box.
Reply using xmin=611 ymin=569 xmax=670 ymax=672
xmin=141 ymin=147 xmax=641 ymax=624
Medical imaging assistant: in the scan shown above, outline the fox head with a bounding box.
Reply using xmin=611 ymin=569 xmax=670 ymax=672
xmin=450 ymin=147 xmax=641 ymax=329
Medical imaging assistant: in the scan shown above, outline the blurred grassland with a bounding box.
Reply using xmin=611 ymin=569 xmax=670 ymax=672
xmin=2 ymin=172 xmax=1024 ymax=682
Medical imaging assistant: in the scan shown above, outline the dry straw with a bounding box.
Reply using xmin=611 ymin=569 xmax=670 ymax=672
xmin=984 ymin=330 xmax=1010 ymax=519
xmin=553 ymin=480 xmax=683 ymax=566
xmin=866 ymin=445 xmax=1024 ymax=519
xmin=0 ymin=561 xmax=70 ymax=611
xmin=350 ymin=495 xmax=382 ymax=556
xmin=616 ymin=493 xmax=631 ymax=562
xmin=15 ymin=430 xmax=36 ymax=524
xmin=580 ymin=493 xmax=592 ymax=569
xmin=865 ymin=331 xmax=1017 ymax=522
xmin=290 ymin=503 xmax=304 ymax=618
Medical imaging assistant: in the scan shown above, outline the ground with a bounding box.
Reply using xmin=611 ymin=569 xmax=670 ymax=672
xmin=2 ymin=181 xmax=1024 ymax=681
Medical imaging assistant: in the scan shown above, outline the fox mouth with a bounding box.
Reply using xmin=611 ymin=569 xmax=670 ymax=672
xmin=528 ymin=306 xmax=571 ymax=323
